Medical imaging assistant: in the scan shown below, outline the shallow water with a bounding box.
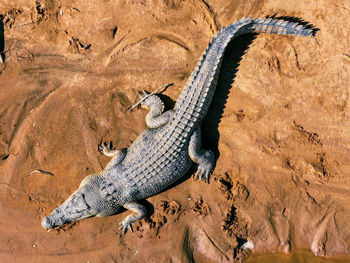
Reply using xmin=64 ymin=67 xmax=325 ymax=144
xmin=246 ymin=250 xmax=350 ymax=263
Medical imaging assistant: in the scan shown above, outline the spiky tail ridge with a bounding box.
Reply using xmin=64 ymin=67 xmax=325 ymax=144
xmin=232 ymin=17 xmax=314 ymax=37
xmin=163 ymin=17 xmax=314 ymax=144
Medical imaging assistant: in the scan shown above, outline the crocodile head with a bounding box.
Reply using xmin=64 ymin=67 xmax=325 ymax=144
xmin=41 ymin=174 xmax=121 ymax=229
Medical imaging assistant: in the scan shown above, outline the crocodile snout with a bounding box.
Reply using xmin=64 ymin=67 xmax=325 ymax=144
xmin=41 ymin=216 xmax=54 ymax=229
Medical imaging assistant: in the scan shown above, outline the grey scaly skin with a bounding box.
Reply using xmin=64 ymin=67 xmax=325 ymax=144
xmin=41 ymin=17 xmax=314 ymax=233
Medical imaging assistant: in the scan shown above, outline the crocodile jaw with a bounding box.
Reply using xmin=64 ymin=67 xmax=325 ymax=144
xmin=41 ymin=188 xmax=95 ymax=229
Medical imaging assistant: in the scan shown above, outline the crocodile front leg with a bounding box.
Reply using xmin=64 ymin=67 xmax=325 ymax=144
xmin=119 ymin=202 xmax=147 ymax=234
xmin=98 ymin=142 xmax=127 ymax=170
xmin=188 ymin=127 xmax=215 ymax=182
xmin=139 ymin=90 xmax=174 ymax=129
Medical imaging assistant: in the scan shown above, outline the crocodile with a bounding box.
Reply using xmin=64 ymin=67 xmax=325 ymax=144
xmin=41 ymin=17 xmax=314 ymax=233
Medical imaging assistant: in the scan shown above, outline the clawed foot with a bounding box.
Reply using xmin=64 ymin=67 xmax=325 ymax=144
xmin=98 ymin=141 xmax=117 ymax=157
xmin=119 ymin=202 xmax=147 ymax=234
xmin=194 ymin=164 xmax=213 ymax=183
xmin=194 ymin=151 xmax=215 ymax=183
xmin=119 ymin=220 xmax=134 ymax=234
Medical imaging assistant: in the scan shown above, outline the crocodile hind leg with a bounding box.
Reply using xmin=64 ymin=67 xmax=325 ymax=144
xmin=119 ymin=202 xmax=147 ymax=234
xmin=188 ymin=127 xmax=215 ymax=182
xmin=98 ymin=141 xmax=127 ymax=170
xmin=139 ymin=90 xmax=174 ymax=129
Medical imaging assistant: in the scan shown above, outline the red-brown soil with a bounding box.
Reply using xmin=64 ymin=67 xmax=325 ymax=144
xmin=1 ymin=1 xmax=350 ymax=262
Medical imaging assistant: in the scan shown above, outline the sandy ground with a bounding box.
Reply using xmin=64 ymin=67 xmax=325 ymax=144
xmin=1 ymin=0 xmax=350 ymax=262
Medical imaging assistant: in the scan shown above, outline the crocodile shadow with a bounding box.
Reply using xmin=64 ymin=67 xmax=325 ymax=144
xmin=0 ymin=14 xmax=4 ymax=63
xmin=203 ymin=33 xmax=257 ymax=158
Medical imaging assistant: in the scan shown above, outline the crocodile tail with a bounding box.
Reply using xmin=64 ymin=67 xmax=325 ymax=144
xmin=228 ymin=17 xmax=314 ymax=38
xmin=253 ymin=18 xmax=313 ymax=36
xmin=168 ymin=17 xmax=314 ymax=139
